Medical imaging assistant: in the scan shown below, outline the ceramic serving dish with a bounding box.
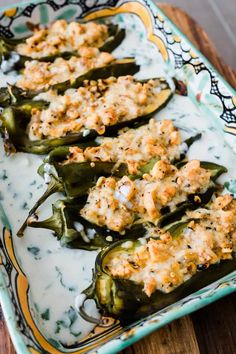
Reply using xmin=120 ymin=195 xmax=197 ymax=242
xmin=0 ymin=1 xmax=236 ymax=353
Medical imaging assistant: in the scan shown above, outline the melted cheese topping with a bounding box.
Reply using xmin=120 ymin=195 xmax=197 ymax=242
xmin=27 ymin=76 xmax=160 ymax=140
xmin=105 ymin=194 xmax=236 ymax=296
xmin=81 ymin=160 xmax=211 ymax=232
xmin=17 ymin=48 xmax=114 ymax=91
xmin=16 ymin=20 xmax=109 ymax=59
xmin=66 ymin=119 xmax=182 ymax=174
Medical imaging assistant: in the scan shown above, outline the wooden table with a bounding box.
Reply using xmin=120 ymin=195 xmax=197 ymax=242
xmin=1 ymin=4 xmax=236 ymax=354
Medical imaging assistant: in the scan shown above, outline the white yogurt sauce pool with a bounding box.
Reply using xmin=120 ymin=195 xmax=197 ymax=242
xmin=0 ymin=13 xmax=236 ymax=347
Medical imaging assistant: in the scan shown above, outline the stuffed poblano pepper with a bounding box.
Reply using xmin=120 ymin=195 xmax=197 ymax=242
xmin=79 ymin=193 xmax=236 ymax=324
xmin=35 ymin=120 xmax=201 ymax=202
xmin=27 ymin=198 xmax=147 ymax=249
xmin=79 ymin=159 xmax=226 ymax=232
xmin=0 ymin=57 xmax=139 ymax=105
xmin=0 ymin=20 xmax=125 ymax=68
xmin=0 ymin=76 xmax=173 ymax=155
xmin=25 ymin=160 xmax=227 ymax=247
xmin=17 ymin=120 xmax=201 ymax=236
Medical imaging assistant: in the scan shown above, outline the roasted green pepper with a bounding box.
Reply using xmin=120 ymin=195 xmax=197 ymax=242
xmin=0 ymin=77 xmax=173 ymax=155
xmin=0 ymin=24 xmax=125 ymax=68
xmin=17 ymin=158 xmax=129 ymax=237
xmin=24 ymin=162 xmax=226 ymax=247
xmin=36 ymin=132 xmax=202 ymax=200
xmin=27 ymin=199 xmax=147 ymax=249
xmin=79 ymin=220 xmax=236 ymax=325
xmin=0 ymin=58 xmax=139 ymax=106
xmin=16 ymin=132 xmax=201 ymax=236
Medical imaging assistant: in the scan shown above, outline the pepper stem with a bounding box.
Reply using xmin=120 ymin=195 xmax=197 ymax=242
xmin=28 ymin=214 xmax=58 ymax=231
xmin=79 ymin=298 xmax=109 ymax=327
xmin=17 ymin=177 xmax=63 ymax=237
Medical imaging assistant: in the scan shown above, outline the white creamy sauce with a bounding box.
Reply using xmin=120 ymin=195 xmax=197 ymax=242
xmin=0 ymin=70 xmax=19 ymax=87
xmin=1 ymin=52 xmax=19 ymax=73
xmin=0 ymin=13 xmax=236 ymax=346
xmin=0 ymin=53 xmax=20 ymax=86
xmin=74 ymin=294 xmax=86 ymax=311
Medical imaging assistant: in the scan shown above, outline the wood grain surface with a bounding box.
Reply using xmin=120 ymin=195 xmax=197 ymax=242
xmin=158 ymin=0 xmax=236 ymax=69
xmin=0 ymin=3 xmax=236 ymax=354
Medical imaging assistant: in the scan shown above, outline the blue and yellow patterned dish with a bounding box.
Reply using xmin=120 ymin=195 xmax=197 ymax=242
xmin=0 ymin=1 xmax=236 ymax=353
